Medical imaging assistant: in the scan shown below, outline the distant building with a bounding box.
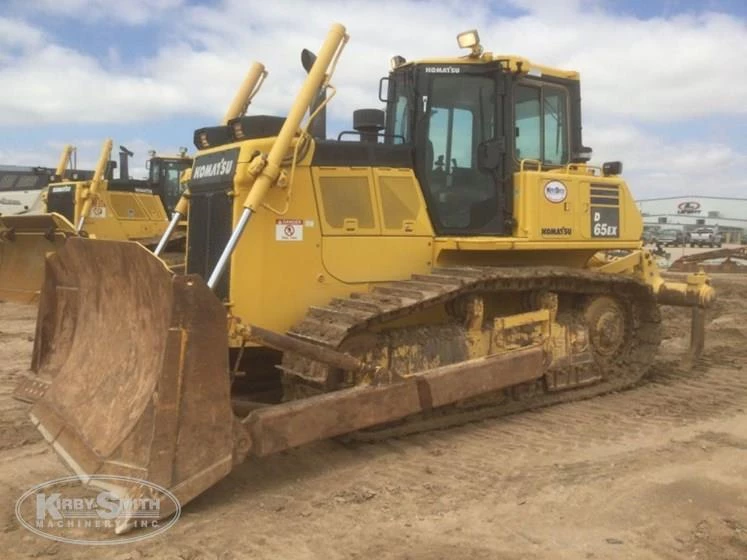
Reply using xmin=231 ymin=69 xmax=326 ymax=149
xmin=636 ymin=196 xmax=747 ymax=244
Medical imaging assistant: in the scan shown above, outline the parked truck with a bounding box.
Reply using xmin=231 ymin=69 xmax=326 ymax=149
xmin=689 ymin=228 xmax=722 ymax=248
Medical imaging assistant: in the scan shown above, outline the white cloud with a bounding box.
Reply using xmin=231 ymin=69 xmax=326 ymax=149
xmin=588 ymin=122 xmax=747 ymax=198
xmin=0 ymin=138 xmax=177 ymax=180
xmin=0 ymin=17 xmax=44 ymax=50
xmin=17 ymin=0 xmax=185 ymax=25
xmin=0 ymin=17 xmax=45 ymax=64
xmin=2 ymin=2 xmax=746 ymax=123
xmin=563 ymin=12 xmax=747 ymax=121
xmin=0 ymin=42 xmax=190 ymax=125
xmin=507 ymin=0 xmax=593 ymax=18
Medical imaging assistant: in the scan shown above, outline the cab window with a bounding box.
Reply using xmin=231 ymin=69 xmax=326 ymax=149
xmin=392 ymin=95 xmax=411 ymax=144
xmin=163 ymin=164 xmax=182 ymax=203
xmin=149 ymin=160 xmax=161 ymax=184
xmin=514 ymin=84 xmax=568 ymax=165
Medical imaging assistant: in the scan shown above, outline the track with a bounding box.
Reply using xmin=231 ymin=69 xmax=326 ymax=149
xmin=282 ymin=265 xmax=661 ymax=437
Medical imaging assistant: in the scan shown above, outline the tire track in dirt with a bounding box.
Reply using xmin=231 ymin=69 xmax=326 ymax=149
xmin=370 ymin=363 xmax=744 ymax=492
xmin=201 ymin=345 xmax=746 ymax=529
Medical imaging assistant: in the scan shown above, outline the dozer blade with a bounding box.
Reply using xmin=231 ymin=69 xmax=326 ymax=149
xmin=0 ymin=214 xmax=77 ymax=303
xmin=26 ymin=237 xmax=235 ymax=533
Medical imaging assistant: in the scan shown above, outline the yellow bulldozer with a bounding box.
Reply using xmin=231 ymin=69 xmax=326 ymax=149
xmin=0 ymin=141 xmax=192 ymax=303
xmin=15 ymin=24 xmax=714 ymax=533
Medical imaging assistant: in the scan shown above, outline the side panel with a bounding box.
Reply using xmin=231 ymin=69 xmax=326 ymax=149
xmin=90 ymin=192 xmax=169 ymax=242
xmin=322 ymin=237 xmax=432 ymax=283
xmin=513 ymin=170 xmax=642 ymax=244
xmin=229 ymin=164 xmax=344 ymax=334
xmin=78 ymin=190 xmax=168 ymax=242
xmin=318 ymin=166 xmax=433 ymax=283
xmin=45 ymin=181 xmax=171 ymax=243
xmin=372 ymin=168 xmax=433 ymax=236
xmin=228 ymin=160 xmax=434 ymax=335
xmin=585 ymin=179 xmax=640 ymax=241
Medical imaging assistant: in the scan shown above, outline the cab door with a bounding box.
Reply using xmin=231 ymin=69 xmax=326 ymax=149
xmin=411 ymin=65 xmax=510 ymax=235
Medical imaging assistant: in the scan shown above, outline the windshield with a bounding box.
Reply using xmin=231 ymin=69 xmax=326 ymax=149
xmin=163 ymin=162 xmax=182 ymax=201
xmin=151 ymin=158 xmax=190 ymax=213
xmin=0 ymin=170 xmax=46 ymax=192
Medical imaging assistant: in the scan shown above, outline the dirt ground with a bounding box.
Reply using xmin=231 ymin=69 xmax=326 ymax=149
xmin=1 ymin=275 xmax=746 ymax=559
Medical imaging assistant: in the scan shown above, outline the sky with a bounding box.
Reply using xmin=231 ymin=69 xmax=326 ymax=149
xmin=0 ymin=0 xmax=745 ymax=198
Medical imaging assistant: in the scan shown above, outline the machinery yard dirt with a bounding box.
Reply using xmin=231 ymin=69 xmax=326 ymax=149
xmin=1 ymin=274 xmax=746 ymax=559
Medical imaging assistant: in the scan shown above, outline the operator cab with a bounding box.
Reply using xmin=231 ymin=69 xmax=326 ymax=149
xmin=148 ymin=148 xmax=192 ymax=214
xmin=384 ymin=30 xmax=589 ymax=236
xmin=0 ymin=167 xmax=59 ymax=216
xmin=147 ymin=150 xmax=193 ymax=214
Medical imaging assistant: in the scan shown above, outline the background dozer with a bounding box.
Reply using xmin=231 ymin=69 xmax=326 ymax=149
xmin=0 ymin=60 xmax=270 ymax=304
xmin=0 ymin=141 xmax=192 ymax=303
xmin=0 ymin=145 xmax=83 ymax=216
xmin=17 ymin=24 xmax=715 ymax=533
xmin=670 ymin=246 xmax=747 ymax=273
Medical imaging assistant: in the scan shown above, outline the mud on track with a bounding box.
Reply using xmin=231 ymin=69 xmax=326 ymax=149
xmin=0 ymin=275 xmax=746 ymax=559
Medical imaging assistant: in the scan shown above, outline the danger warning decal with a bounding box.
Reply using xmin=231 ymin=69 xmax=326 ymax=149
xmin=90 ymin=206 xmax=107 ymax=218
xmin=275 ymin=219 xmax=303 ymax=241
xmin=89 ymin=198 xmax=107 ymax=218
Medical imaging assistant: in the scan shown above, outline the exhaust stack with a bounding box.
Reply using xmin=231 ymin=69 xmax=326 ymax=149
xmin=118 ymin=145 xmax=134 ymax=180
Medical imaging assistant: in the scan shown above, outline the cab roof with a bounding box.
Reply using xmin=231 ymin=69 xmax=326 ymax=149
xmin=398 ymin=53 xmax=579 ymax=81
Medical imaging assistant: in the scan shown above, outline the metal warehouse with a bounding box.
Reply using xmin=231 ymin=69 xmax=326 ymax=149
xmin=636 ymin=196 xmax=747 ymax=244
